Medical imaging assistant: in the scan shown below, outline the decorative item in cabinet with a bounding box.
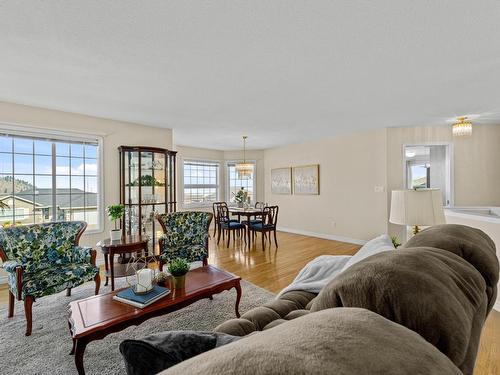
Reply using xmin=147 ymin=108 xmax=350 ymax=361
xmin=119 ymin=146 xmax=177 ymax=255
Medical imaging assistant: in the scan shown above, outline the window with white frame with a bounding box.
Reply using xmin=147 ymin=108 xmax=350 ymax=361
xmin=183 ymin=160 xmax=219 ymax=206
xmin=0 ymin=131 xmax=102 ymax=231
xmin=227 ymin=162 xmax=255 ymax=204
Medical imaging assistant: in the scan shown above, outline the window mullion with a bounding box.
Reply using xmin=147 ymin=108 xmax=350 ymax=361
xmin=51 ymin=142 xmax=56 ymax=221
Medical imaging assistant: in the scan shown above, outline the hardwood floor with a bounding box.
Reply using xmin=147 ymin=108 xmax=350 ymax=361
xmin=0 ymin=230 xmax=498 ymax=374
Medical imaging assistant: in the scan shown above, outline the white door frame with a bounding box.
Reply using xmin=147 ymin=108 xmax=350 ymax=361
xmin=402 ymin=142 xmax=454 ymax=207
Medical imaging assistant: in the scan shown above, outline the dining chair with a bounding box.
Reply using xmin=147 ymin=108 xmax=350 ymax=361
xmin=249 ymin=205 xmax=279 ymax=251
xmin=217 ymin=205 xmax=246 ymax=247
xmin=213 ymin=202 xmax=239 ymax=239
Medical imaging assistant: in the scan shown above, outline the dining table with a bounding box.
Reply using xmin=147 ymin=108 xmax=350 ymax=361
xmin=228 ymin=207 xmax=267 ymax=245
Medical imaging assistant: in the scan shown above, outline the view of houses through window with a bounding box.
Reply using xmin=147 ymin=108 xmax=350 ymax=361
xmin=0 ymin=133 xmax=101 ymax=230
xmin=183 ymin=160 xmax=219 ymax=206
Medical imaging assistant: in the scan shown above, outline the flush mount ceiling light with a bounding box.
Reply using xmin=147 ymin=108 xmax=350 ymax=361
xmin=452 ymin=116 xmax=473 ymax=137
xmin=235 ymin=136 xmax=253 ymax=179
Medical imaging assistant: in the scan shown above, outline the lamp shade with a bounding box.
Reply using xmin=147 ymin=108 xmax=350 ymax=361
xmin=389 ymin=189 xmax=445 ymax=226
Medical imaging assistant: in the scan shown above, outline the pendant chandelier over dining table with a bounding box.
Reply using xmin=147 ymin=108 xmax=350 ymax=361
xmin=235 ymin=135 xmax=253 ymax=179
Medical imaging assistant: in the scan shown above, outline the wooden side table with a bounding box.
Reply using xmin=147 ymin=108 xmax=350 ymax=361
xmin=97 ymin=235 xmax=149 ymax=291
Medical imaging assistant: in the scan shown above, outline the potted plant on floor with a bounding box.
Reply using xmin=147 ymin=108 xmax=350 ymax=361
xmin=107 ymin=204 xmax=125 ymax=241
xmin=167 ymin=258 xmax=190 ymax=289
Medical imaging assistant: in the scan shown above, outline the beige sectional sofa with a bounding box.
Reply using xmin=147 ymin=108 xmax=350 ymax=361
xmin=161 ymin=224 xmax=499 ymax=375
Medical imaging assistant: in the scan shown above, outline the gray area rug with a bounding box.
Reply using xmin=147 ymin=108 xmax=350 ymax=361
xmin=0 ymin=278 xmax=274 ymax=375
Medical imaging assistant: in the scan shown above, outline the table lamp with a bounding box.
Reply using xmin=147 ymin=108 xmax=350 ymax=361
xmin=389 ymin=189 xmax=446 ymax=236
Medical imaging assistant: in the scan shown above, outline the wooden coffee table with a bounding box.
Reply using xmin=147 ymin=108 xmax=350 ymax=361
xmin=67 ymin=265 xmax=242 ymax=375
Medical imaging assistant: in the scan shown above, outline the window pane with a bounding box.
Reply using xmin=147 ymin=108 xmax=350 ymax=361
xmin=14 ymin=138 xmax=33 ymax=153
xmin=56 ymin=157 xmax=70 ymax=175
xmin=71 ymin=176 xmax=85 ymax=191
xmin=85 ymin=144 xmax=98 ymax=158
xmin=34 ymin=155 xmax=52 ymax=174
xmin=0 ymin=136 xmax=13 ymax=153
xmin=35 ymin=175 xmax=52 ymax=190
xmin=56 ymin=175 xmax=70 ymax=189
xmin=70 ymin=143 xmax=84 ymax=157
xmin=13 ymin=175 xmax=33 ymax=193
xmin=0 ymin=153 xmax=12 ymax=174
xmin=14 ymin=154 xmax=33 ymax=174
xmin=56 ymin=142 xmax=70 ymax=156
xmin=0 ymin=175 xmax=13 ymax=194
xmin=183 ymin=161 xmax=219 ymax=205
xmin=84 ymin=159 xmax=98 ymax=176
xmin=85 ymin=176 xmax=98 ymax=193
xmin=71 ymin=157 xmax=85 ymax=175
xmin=34 ymin=140 xmax=52 ymax=155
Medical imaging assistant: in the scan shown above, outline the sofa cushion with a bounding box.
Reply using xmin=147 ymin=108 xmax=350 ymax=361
xmin=309 ymin=247 xmax=489 ymax=375
xmin=120 ymin=330 xmax=240 ymax=375
xmin=22 ymin=263 xmax=98 ymax=299
xmin=340 ymin=234 xmax=394 ymax=272
xmin=403 ymin=224 xmax=499 ymax=312
xmin=161 ymin=308 xmax=461 ymax=375
xmin=214 ymin=290 xmax=316 ymax=336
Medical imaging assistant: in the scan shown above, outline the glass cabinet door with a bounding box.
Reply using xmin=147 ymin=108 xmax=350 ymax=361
xmin=120 ymin=146 xmax=176 ymax=255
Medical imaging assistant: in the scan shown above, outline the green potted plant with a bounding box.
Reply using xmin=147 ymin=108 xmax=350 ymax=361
xmin=167 ymin=258 xmax=190 ymax=289
xmin=391 ymin=235 xmax=402 ymax=248
xmin=153 ymin=271 xmax=169 ymax=288
xmin=232 ymin=187 xmax=248 ymax=208
xmin=106 ymin=204 xmax=125 ymax=241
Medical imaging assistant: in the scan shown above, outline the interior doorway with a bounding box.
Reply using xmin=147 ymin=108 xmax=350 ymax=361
xmin=403 ymin=144 xmax=453 ymax=207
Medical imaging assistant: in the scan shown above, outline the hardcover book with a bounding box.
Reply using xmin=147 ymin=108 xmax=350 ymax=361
xmin=113 ymin=285 xmax=170 ymax=308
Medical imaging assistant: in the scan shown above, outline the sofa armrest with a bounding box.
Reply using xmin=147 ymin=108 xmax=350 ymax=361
xmin=1 ymin=260 xmax=20 ymax=273
xmin=72 ymin=246 xmax=94 ymax=264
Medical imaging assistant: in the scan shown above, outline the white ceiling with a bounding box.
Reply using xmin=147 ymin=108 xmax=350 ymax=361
xmin=1 ymin=1 xmax=500 ymax=150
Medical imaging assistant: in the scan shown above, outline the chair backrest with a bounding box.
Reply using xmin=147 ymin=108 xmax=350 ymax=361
xmin=157 ymin=211 xmax=213 ymax=249
xmin=263 ymin=206 xmax=279 ymax=227
xmin=255 ymin=202 xmax=265 ymax=210
xmin=217 ymin=204 xmax=231 ymax=223
xmin=213 ymin=202 xmax=228 ymax=223
xmin=0 ymin=221 xmax=87 ymax=271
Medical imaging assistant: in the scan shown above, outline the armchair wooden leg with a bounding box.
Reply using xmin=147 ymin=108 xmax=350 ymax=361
xmin=24 ymin=296 xmax=34 ymax=336
xmin=94 ymin=273 xmax=101 ymax=295
xmin=8 ymin=290 xmax=14 ymax=318
xmin=66 ymin=288 xmax=72 ymax=297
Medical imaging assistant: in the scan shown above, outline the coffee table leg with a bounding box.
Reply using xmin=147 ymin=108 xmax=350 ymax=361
xmin=110 ymin=251 xmax=115 ymax=291
xmin=74 ymin=338 xmax=88 ymax=375
xmin=234 ymin=281 xmax=242 ymax=318
xmin=104 ymin=253 xmax=109 ymax=286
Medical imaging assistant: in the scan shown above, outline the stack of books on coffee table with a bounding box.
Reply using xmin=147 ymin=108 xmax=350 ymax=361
xmin=113 ymin=285 xmax=170 ymax=308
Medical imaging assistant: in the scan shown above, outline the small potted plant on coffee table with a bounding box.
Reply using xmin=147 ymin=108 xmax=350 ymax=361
xmin=153 ymin=271 xmax=169 ymax=288
xmin=167 ymin=258 xmax=190 ymax=289
xmin=107 ymin=204 xmax=125 ymax=241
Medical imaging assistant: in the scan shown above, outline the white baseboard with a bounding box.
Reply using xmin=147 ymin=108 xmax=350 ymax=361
xmin=277 ymin=226 xmax=367 ymax=246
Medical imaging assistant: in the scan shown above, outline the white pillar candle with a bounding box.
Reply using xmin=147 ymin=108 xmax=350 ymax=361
xmin=136 ymin=268 xmax=153 ymax=293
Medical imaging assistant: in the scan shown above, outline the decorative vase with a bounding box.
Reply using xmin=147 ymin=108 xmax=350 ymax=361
xmin=237 ymin=202 xmax=244 ymax=208
xmin=171 ymin=274 xmax=186 ymax=289
xmin=110 ymin=229 xmax=122 ymax=241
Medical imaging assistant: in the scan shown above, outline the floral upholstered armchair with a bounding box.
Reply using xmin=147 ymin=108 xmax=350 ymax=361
xmin=0 ymin=221 xmax=100 ymax=336
xmin=156 ymin=211 xmax=213 ymax=271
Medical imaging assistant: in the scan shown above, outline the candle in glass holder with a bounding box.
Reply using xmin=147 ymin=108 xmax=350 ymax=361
xmin=136 ymin=268 xmax=153 ymax=293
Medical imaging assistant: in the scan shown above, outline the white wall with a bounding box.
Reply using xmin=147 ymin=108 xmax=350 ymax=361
xmin=0 ymin=101 xmax=173 ymax=261
xmin=264 ymin=129 xmax=388 ymax=243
